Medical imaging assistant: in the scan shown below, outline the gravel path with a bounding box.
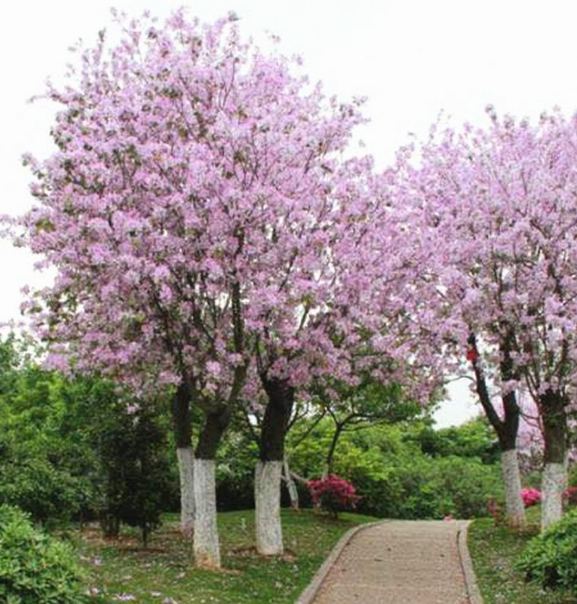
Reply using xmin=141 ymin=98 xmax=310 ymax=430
xmin=300 ymin=520 xmax=479 ymax=604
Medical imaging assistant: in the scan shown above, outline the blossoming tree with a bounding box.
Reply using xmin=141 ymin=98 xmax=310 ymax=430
xmin=14 ymin=8 xmax=378 ymax=564
xmin=390 ymin=108 xmax=577 ymax=528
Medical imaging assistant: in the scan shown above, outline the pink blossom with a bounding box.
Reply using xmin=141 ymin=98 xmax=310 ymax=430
xmin=520 ymin=488 xmax=541 ymax=508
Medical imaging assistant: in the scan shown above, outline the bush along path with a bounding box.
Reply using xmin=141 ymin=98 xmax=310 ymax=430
xmin=297 ymin=520 xmax=481 ymax=604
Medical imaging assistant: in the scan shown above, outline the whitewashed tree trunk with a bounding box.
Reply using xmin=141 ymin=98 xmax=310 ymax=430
xmin=255 ymin=460 xmax=284 ymax=555
xmin=541 ymin=462 xmax=566 ymax=530
xmin=283 ymin=457 xmax=299 ymax=511
xmin=193 ymin=458 xmax=221 ymax=569
xmin=177 ymin=447 xmax=195 ymax=538
xmin=501 ymin=449 xmax=526 ymax=528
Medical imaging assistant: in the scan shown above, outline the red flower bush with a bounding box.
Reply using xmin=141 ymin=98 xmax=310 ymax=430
xmin=563 ymin=486 xmax=577 ymax=507
xmin=520 ymin=487 xmax=541 ymax=508
xmin=308 ymin=475 xmax=361 ymax=518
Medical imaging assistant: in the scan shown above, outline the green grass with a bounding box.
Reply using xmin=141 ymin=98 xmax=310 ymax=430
xmin=78 ymin=509 xmax=377 ymax=604
xmin=468 ymin=507 xmax=576 ymax=604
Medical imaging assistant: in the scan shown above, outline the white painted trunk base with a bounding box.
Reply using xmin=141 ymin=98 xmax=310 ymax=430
xmin=193 ymin=458 xmax=221 ymax=569
xmin=255 ymin=461 xmax=284 ymax=555
xmin=501 ymin=449 xmax=526 ymax=528
xmin=177 ymin=447 xmax=195 ymax=539
xmin=541 ymin=462 xmax=566 ymax=530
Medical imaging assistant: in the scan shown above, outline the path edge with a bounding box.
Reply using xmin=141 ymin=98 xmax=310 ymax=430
xmin=294 ymin=519 xmax=387 ymax=604
xmin=457 ymin=520 xmax=484 ymax=604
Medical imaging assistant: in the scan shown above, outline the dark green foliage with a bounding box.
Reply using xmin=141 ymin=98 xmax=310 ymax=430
xmin=216 ymin=430 xmax=259 ymax=511
xmin=213 ymin=413 xmax=503 ymax=519
xmin=288 ymin=418 xmax=503 ymax=519
xmin=0 ymin=458 xmax=91 ymax=526
xmin=0 ymin=335 xmax=175 ymax=540
xmin=468 ymin=512 xmax=572 ymax=604
xmin=517 ymin=509 xmax=577 ymax=592
xmin=0 ymin=505 xmax=85 ymax=604
xmin=0 ymin=338 xmax=97 ymax=524
xmin=413 ymin=418 xmax=500 ymax=464
xmin=93 ymin=398 xmax=171 ymax=546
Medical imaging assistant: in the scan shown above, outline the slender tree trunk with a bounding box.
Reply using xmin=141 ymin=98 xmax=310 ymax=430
xmin=172 ymin=383 xmax=195 ymax=538
xmin=540 ymin=390 xmax=568 ymax=530
xmin=100 ymin=513 xmax=120 ymax=538
xmin=325 ymin=423 xmax=344 ymax=477
xmin=469 ymin=333 xmax=526 ymax=528
xmin=497 ymin=336 xmax=526 ymax=528
xmin=256 ymin=377 xmax=294 ymax=555
xmin=500 ymin=448 xmax=525 ymax=528
xmin=193 ymin=406 xmax=231 ymax=569
xmin=283 ymin=457 xmax=299 ymax=510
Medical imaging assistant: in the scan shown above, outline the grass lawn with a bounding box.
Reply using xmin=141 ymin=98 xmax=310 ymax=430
xmin=78 ymin=509 xmax=376 ymax=604
xmin=468 ymin=507 xmax=576 ymax=604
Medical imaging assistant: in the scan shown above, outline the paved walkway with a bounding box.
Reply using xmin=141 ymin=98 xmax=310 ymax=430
xmin=301 ymin=520 xmax=478 ymax=604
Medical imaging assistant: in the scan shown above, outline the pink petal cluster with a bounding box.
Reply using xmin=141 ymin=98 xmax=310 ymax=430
xmin=14 ymin=8 xmax=439 ymax=414
xmin=520 ymin=487 xmax=541 ymax=508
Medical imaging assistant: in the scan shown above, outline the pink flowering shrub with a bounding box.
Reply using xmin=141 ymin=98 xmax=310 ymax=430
xmin=563 ymin=486 xmax=577 ymax=507
xmin=308 ymin=475 xmax=361 ymax=519
xmin=520 ymin=488 xmax=541 ymax=508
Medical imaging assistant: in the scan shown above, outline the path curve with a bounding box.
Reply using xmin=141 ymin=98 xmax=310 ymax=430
xmin=296 ymin=520 xmax=483 ymax=604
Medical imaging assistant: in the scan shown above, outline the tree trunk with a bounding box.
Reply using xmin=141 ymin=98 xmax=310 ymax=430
xmin=256 ymin=377 xmax=295 ymax=556
xmin=501 ymin=448 xmax=525 ymax=528
xmin=283 ymin=457 xmax=299 ymax=511
xmin=193 ymin=458 xmax=219 ymax=568
xmin=100 ymin=513 xmax=120 ymax=538
xmin=255 ymin=460 xmax=284 ymax=554
xmin=325 ymin=423 xmax=344 ymax=477
xmin=172 ymin=383 xmax=195 ymax=538
xmin=193 ymin=406 xmax=231 ymax=569
xmin=469 ymin=333 xmax=526 ymax=528
xmin=176 ymin=447 xmax=195 ymax=539
xmin=540 ymin=390 xmax=568 ymax=530
xmin=496 ymin=389 xmax=526 ymax=529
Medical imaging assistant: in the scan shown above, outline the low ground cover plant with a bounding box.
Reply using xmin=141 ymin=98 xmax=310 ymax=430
xmin=516 ymin=508 xmax=577 ymax=592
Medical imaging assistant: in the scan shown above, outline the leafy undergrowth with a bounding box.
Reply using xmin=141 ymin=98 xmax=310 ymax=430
xmin=468 ymin=507 xmax=576 ymax=604
xmin=77 ymin=509 xmax=376 ymax=604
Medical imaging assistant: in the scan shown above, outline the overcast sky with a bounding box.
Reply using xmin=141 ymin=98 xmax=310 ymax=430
xmin=2 ymin=0 xmax=577 ymax=426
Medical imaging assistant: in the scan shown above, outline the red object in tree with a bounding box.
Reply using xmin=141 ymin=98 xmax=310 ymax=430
xmin=466 ymin=347 xmax=478 ymax=363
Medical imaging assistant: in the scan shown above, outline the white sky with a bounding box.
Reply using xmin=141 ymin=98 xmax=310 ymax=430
xmin=3 ymin=0 xmax=577 ymax=426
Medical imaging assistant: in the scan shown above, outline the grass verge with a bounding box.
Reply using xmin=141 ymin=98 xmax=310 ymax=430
xmin=78 ymin=509 xmax=377 ymax=604
xmin=468 ymin=507 xmax=575 ymax=604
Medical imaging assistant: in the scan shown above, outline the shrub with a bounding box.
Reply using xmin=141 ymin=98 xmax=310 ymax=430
xmin=308 ymin=475 xmax=360 ymax=518
xmin=0 ymin=505 xmax=85 ymax=604
xmin=517 ymin=508 xmax=577 ymax=591
xmin=286 ymin=417 xmax=504 ymax=520
xmin=563 ymin=486 xmax=577 ymax=507
xmin=520 ymin=487 xmax=541 ymax=508
xmin=349 ymin=453 xmax=502 ymax=520
xmin=96 ymin=401 xmax=170 ymax=545
xmin=0 ymin=458 xmax=92 ymax=526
